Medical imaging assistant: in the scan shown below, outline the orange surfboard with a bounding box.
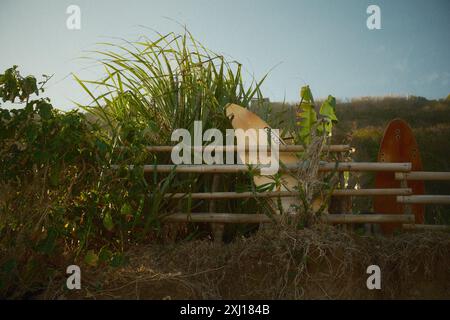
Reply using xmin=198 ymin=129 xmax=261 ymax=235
xmin=374 ymin=119 xmax=425 ymax=234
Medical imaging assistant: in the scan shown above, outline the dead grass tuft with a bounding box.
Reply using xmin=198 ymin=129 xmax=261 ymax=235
xmin=46 ymin=226 xmax=450 ymax=300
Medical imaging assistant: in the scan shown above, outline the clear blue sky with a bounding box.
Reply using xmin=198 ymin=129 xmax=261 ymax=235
xmin=1 ymin=0 xmax=449 ymax=110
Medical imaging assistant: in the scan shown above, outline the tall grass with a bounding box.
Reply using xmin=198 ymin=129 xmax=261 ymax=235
xmin=76 ymin=31 xmax=266 ymax=144
xmin=0 ymin=34 xmax=272 ymax=297
xmin=75 ymin=31 xmax=275 ymax=240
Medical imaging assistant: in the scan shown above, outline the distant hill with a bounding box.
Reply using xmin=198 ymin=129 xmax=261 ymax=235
xmin=264 ymin=96 xmax=450 ymax=223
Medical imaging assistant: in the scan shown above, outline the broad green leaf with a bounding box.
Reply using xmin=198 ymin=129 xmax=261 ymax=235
xmin=103 ymin=211 xmax=114 ymax=231
xmin=319 ymin=95 xmax=337 ymax=122
xmin=318 ymin=95 xmax=338 ymax=136
xmin=297 ymin=102 xmax=317 ymax=145
xmin=297 ymin=86 xmax=318 ymax=145
xmin=300 ymin=85 xmax=314 ymax=103
xmin=318 ymin=119 xmax=333 ymax=136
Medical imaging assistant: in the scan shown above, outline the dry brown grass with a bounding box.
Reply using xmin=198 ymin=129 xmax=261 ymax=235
xmin=33 ymin=114 xmax=450 ymax=300
xmin=41 ymin=224 xmax=450 ymax=300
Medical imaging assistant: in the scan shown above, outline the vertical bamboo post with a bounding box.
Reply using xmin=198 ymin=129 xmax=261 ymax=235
xmin=209 ymin=174 xmax=224 ymax=242
xmin=338 ymin=152 xmax=352 ymax=231
xmin=400 ymin=176 xmax=412 ymax=222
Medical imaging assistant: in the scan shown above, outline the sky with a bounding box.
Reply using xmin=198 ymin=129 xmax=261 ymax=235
xmin=0 ymin=0 xmax=449 ymax=110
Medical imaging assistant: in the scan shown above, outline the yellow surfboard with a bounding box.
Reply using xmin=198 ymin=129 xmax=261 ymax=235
xmin=225 ymin=103 xmax=300 ymax=214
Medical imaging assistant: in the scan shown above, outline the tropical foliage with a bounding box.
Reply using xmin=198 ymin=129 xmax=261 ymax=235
xmin=0 ymin=32 xmax=270 ymax=297
xmin=296 ymin=85 xmax=338 ymax=145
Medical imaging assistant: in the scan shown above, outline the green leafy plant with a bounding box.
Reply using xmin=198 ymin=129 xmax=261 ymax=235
xmin=0 ymin=65 xmax=44 ymax=104
xmin=75 ymin=31 xmax=266 ymax=145
xmin=296 ymin=85 xmax=338 ymax=145
xmin=0 ymin=30 xmax=271 ymax=296
xmin=0 ymin=33 xmax=346 ymax=299
xmin=0 ymin=66 xmax=157 ymax=297
xmin=75 ymin=31 xmax=270 ymax=234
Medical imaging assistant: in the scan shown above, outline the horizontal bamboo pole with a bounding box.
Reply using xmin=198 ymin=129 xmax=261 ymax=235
xmin=166 ymin=191 xmax=295 ymax=199
xmin=395 ymin=171 xmax=450 ymax=181
xmin=144 ymin=144 xmax=352 ymax=153
xmin=165 ymin=188 xmax=412 ymax=200
xmin=402 ymin=224 xmax=450 ymax=231
xmin=324 ymin=214 xmax=415 ymax=224
xmin=165 ymin=213 xmax=272 ymax=224
xmin=332 ymin=188 xmax=412 ymax=196
xmin=112 ymin=162 xmax=411 ymax=173
xmin=163 ymin=213 xmax=415 ymax=224
xmin=397 ymin=195 xmax=450 ymax=205
xmin=319 ymin=162 xmax=411 ymax=172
